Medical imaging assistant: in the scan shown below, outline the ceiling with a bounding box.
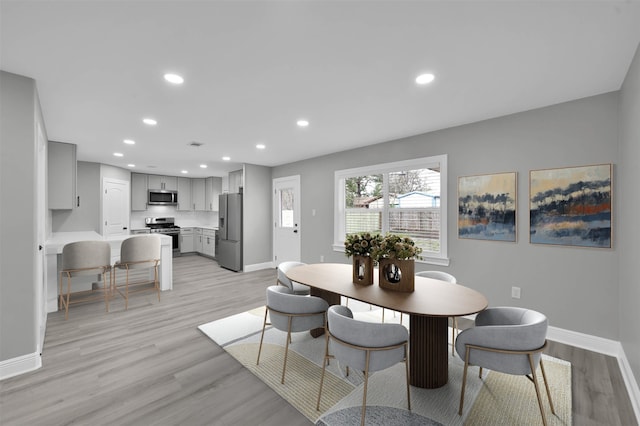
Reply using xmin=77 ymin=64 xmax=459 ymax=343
xmin=2 ymin=1 xmax=640 ymax=178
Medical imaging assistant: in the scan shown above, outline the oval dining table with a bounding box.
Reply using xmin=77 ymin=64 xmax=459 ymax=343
xmin=286 ymin=262 xmax=488 ymax=389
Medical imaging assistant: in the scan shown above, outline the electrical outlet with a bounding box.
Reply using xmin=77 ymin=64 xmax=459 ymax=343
xmin=511 ymin=286 xmax=521 ymax=299
xmin=320 ymin=255 xmax=324 ymax=262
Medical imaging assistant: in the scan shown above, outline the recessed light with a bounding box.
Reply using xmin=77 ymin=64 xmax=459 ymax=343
xmin=143 ymin=118 xmax=157 ymax=126
xmin=297 ymin=119 xmax=309 ymax=127
xmin=181 ymin=170 xmax=188 ymax=174
xmin=256 ymin=144 xmax=266 ymax=149
xmin=415 ymin=73 xmax=435 ymax=85
xmin=114 ymin=152 xmax=124 ymax=157
xmin=123 ymin=139 xmax=135 ymax=145
xmin=200 ymin=164 xmax=208 ymax=169
xmin=222 ymin=156 xmax=231 ymax=161
xmin=127 ymin=164 xmax=135 ymax=168
xmin=164 ymin=73 xmax=184 ymax=84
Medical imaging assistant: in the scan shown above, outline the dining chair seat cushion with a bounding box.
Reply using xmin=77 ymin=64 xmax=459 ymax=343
xmin=61 ymin=241 xmax=111 ymax=276
xmin=328 ymin=305 xmax=409 ymax=372
xmin=454 ymin=307 xmax=548 ymax=375
xmin=266 ymin=285 xmax=328 ymax=332
xmin=114 ymin=235 xmax=161 ymax=269
xmin=277 ymin=261 xmax=311 ymax=295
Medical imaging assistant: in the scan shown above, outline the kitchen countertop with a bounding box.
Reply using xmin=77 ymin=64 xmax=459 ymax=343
xmin=46 ymin=231 xmax=171 ymax=254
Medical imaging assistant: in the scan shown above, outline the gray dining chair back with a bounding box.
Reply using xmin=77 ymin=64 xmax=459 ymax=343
xmin=113 ymin=235 xmax=162 ymax=310
xmin=455 ymin=306 xmax=555 ymax=425
xmin=59 ymin=240 xmax=112 ymax=320
xmin=317 ymin=305 xmax=411 ymax=426
xmin=276 ymin=261 xmax=311 ymax=295
xmin=257 ymin=285 xmax=329 ymax=384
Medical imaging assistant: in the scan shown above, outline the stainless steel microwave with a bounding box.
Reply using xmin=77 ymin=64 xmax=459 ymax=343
xmin=148 ymin=190 xmax=178 ymax=205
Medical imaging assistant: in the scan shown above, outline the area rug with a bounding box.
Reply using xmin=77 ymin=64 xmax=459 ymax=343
xmin=198 ymin=302 xmax=571 ymax=425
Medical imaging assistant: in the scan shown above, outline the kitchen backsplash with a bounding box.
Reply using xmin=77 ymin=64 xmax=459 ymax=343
xmin=131 ymin=207 xmax=218 ymax=230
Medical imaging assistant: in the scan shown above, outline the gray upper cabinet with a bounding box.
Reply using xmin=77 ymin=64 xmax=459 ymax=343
xmin=148 ymin=174 xmax=177 ymax=191
xmin=192 ymin=178 xmax=206 ymax=211
xmin=131 ymin=173 xmax=148 ymax=211
xmin=228 ymin=169 xmax=243 ymax=193
xmin=205 ymin=177 xmax=222 ymax=211
xmin=177 ymin=177 xmax=192 ymax=211
xmin=48 ymin=141 xmax=77 ymax=210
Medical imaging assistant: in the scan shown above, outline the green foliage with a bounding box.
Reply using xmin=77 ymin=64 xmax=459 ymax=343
xmin=370 ymin=233 xmax=423 ymax=261
xmin=344 ymin=232 xmax=383 ymax=257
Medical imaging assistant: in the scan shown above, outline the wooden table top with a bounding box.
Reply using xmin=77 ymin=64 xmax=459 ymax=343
xmin=286 ymin=263 xmax=488 ymax=318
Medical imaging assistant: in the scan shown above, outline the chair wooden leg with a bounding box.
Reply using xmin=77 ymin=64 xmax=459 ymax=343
xmin=539 ymin=358 xmax=556 ymax=414
xmin=256 ymin=307 xmax=269 ymax=365
xmin=104 ymin=269 xmax=110 ymax=313
xmin=451 ymin=317 xmax=458 ymax=356
xmin=65 ymin=273 xmax=71 ymax=320
xmin=316 ymin=338 xmax=330 ymax=411
xmin=155 ymin=264 xmax=160 ymax=302
xmin=281 ymin=317 xmax=293 ymax=384
xmin=361 ymin=350 xmax=371 ymax=426
xmin=404 ymin=343 xmax=411 ymax=411
xmin=528 ymin=354 xmax=549 ymax=426
xmin=459 ymin=346 xmax=470 ymax=415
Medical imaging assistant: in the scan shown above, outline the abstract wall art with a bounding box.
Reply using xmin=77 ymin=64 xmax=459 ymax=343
xmin=458 ymin=172 xmax=517 ymax=242
xmin=529 ymin=163 xmax=612 ymax=248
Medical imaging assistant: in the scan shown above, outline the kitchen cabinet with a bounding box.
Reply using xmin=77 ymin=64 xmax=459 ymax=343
xmin=205 ymin=177 xmax=222 ymax=211
xmin=148 ymin=174 xmax=177 ymax=191
xmin=192 ymin=178 xmax=206 ymax=211
xmin=131 ymin=173 xmax=148 ymax=211
xmin=48 ymin=141 xmax=77 ymax=210
xmin=180 ymin=227 xmax=194 ymax=253
xmin=195 ymin=228 xmax=203 ymax=253
xmin=177 ymin=177 xmax=192 ymax=211
xmin=202 ymin=229 xmax=215 ymax=258
xmin=228 ymin=169 xmax=243 ymax=193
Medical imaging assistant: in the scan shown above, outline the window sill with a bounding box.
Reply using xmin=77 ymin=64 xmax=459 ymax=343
xmin=332 ymin=244 xmax=450 ymax=266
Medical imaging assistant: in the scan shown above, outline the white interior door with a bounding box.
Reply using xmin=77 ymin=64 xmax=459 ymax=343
xmin=36 ymin=122 xmax=46 ymax=353
xmin=103 ymin=178 xmax=130 ymax=237
xmin=273 ymin=175 xmax=301 ymax=264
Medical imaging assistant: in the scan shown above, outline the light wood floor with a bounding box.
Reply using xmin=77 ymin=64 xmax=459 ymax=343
xmin=1 ymin=255 xmax=637 ymax=425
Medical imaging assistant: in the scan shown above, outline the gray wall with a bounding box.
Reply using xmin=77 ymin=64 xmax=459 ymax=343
xmin=619 ymin=43 xmax=640 ymax=386
xmin=0 ymin=71 xmax=39 ymax=361
xmin=273 ymin=92 xmax=620 ymax=340
xmin=243 ymin=164 xmax=273 ymax=268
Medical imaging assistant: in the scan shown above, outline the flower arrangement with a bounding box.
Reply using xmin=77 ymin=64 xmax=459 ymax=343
xmin=371 ymin=233 xmax=423 ymax=261
xmin=344 ymin=232 xmax=383 ymax=258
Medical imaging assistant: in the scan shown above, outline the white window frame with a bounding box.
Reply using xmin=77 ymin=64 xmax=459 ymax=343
xmin=333 ymin=154 xmax=449 ymax=266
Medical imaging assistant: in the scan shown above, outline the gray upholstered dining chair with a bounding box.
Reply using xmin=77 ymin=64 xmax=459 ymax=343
xmin=59 ymin=240 xmax=112 ymax=320
xmin=455 ymin=306 xmax=556 ymax=426
xmin=276 ymin=261 xmax=311 ymax=295
xmin=257 ymin=285 xmax=329 ymax=384
xmin=416 ymin=270 xmax=458 ymax=355
xmin=112 ymin=235 xmax=162 ymax=310
xmin=317 ymin=305 xmax=410 ymax=426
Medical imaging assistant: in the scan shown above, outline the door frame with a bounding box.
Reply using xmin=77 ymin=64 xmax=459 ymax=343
xmin=272 ymin=175 xmax=301 ymax=264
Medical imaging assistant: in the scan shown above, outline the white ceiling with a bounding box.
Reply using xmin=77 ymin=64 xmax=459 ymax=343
xmin=2 ymin=1 xmax=640 ymax=178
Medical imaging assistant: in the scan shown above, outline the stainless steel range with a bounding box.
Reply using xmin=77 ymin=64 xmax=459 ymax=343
xmin=145 ymin=217 xmax=180 ymax=254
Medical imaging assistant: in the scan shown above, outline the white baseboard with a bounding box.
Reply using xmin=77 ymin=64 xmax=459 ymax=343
xmin=243 ymin=261 xmax=274 ymax=273
xmin=0 ymin=352 xmax=41 ymax=381
xmin=547 ymin=325 xmax=640 ymax=420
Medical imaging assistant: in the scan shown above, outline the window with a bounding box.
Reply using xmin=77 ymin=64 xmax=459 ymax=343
xmin=334 ymin=155 xmax=448 ymax=265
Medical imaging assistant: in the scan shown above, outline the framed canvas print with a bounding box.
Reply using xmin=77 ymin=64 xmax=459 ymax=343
xmin=458 ymin=172 xmax=517 ymax=242
xmin=529 ymin=163 xmax=612 ymax=248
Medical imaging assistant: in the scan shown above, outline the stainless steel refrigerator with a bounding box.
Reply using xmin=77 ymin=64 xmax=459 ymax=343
xmin=218 ymin=193 xmax=242 ymax=271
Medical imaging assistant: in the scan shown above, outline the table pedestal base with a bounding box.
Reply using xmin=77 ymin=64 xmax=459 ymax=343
xmin=410 ymin=315 xmax=448 ymax=388
xmin=310 ymin=288 xmax=341 ymax=338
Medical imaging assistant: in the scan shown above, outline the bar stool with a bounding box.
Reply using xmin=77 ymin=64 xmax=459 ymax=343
xmin=112 ymin=235 xmax=161 ymax=310
xmin=59 ymin=240 xmax=112 ymax=320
